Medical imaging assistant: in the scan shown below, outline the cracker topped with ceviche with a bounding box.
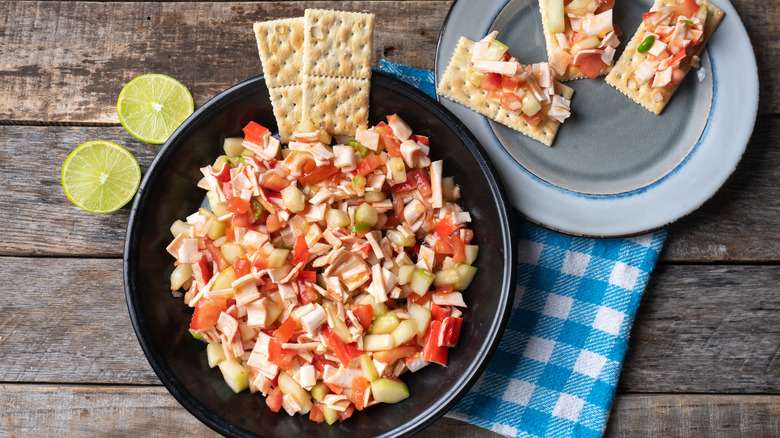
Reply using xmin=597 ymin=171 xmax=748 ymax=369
xmin=437 ymin=32 xmax=573 ymax=147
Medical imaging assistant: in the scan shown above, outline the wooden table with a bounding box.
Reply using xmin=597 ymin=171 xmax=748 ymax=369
xmin=1 ymin=1 xmax=777 ymax=436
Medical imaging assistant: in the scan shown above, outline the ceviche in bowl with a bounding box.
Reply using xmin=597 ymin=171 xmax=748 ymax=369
xmin=124 ymin=71 xmax=516 ymax=438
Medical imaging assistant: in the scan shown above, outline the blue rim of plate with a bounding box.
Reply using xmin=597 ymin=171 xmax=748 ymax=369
xmin=435 ymin=0 xmax=758 ymax=237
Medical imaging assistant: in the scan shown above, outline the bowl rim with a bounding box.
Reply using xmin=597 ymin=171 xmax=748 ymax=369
xmin=123 ymin=70 xmax=517 ymax=438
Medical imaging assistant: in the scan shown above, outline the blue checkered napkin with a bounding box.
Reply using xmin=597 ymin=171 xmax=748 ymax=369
xmin=378 ymin=61 xmax=668 ymax=437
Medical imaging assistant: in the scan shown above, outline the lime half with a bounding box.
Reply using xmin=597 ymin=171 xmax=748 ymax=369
xmin=117 ymin=74 xmax=194 ymax=144
xmin=61 ymin=140 xmax=142 ymax=213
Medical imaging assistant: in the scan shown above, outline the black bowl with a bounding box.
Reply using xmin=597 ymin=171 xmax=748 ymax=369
xmin=124 ymin=71 xmax=516 ymax=438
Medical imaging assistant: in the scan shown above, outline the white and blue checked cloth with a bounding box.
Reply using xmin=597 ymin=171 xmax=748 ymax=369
xmin=379 ymin=60 xmax=667 ymax=438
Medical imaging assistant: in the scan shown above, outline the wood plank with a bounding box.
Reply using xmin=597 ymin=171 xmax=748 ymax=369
xmin=0 ymin=258 xmax=777 ymax=393
xmin=0 ymin=385 xmax=776 ymax=437
xmin=2 ymin=119 xmax=778 ymax=259
xmin=0 ymin=1 xmax=449 ymax=124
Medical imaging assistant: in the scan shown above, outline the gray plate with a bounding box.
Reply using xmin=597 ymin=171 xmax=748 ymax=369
xmin=488 ymin=0 xmax=711 ymax=194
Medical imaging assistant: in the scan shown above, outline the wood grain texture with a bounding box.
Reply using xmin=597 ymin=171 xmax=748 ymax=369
xmin=2 ymin=119 xmax=778 ymax=259
xmin=0 ymin=1 xmax=449 ymax=124
xmin=0 ymin=258 xmax=776 ymax=393
xmin=0 ymin=385 xmax=776 ymax=437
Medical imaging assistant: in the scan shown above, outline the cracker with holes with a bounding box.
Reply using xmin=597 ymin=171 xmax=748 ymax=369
xmin=253 ymin=17 xmax=305 ymax=142
xmin=437 ymin=34 xmax=574 ymax=147
xmin=302 ymin=9 xmax=374 ymax=135
xmin=605 ymin=0 xmax=724 ymax=114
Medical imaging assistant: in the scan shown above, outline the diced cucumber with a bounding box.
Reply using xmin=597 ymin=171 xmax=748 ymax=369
xmin=220 ymin=243 xmax=245 ymax=266
xmin=268 ymin=248 xmax=290 ymax=269
xmin=326 ymin=208 xmax=350 ymax=229
xmin=388 ymin=157 xmax=407 ymax=183
xmin=484 ymin=40 xmax=509 ymax=62
xmin=281 ymin=184 xmax=305 ymax=213
xmin=407 ymin=303 xmax=431 ymax=340
xmin=434 ymin=268 xmax=459 ymax=286
xmin=218 ymin=359 xmax=249 ymax=393
xmin=571 ymin=35 xmax=601 ymax=54
xmin=369 ymin=311 xmax=400 ymax=335
xmin=565 ymin=0 xmax=595 ymax=15
xmin=212 ymin=155 xmax=233 ymax=172
xmin=323 ymin=406 xmax=339 ymax=425
xmin=355 ymin=203 xmax=379 ymax=227
xmin=207 ymin=220 xmax=227 ymax=240
xmin=387 ymin=230 xmax=415 ymax=248
xmin=188 ymin=328 xmax=207 ymax=342
xmin=323 ymin=302 xmax=351 ymax=343
xmin=207 ymin=190 xmax=229 ymax=217
xmin=170 ymin=219 xmax=190 ymax=238
xmin=363 ymin=334 xmax=396 ymax=351
xmin=297 ymin=118 xmax=317 ymax=132
xmin=170 ymin=263 xmax=193 ymax=290
xmin=468 ymin=70 xmax=487 ymax=87
xmin=207 ymin=342 xmax=226 ymax=368
xmin=278 ymin=371 xmax=313 ymax=414
xmin=310 ymin=382 xmax=331 ymax=401
xmin=223 ymin=137 xmax=245 ymax=156
xmin=397 ymin=265 xmax=416 ymax=285
xmin=521 ymin=93 xmax=542 ymax=117
xmin=410 ymin=269 xmax=435 ymax=296
xmin=212 ymin=267 xmax=236 ymax=291
xmin=370 ymin=378 xmax=410 ymax=404
xmin=359 ymin=294 xmax=387 ymax=316
xmin=391 ymin=319 xmax=417 ymax=347
xmin=265 ymin=299 xmax=283 ymax=327
xmin=364 ymin=191 xmax=387 ymax=203
xmin=360 ymin=353 xmax=379 ymax=381
xmin=548 ymin=0 xmax=566 ymax=33
xmin=454 ymin=264 xmax=479 ymax=291
xmin=464 ymin=245 xmax=479 ymax=265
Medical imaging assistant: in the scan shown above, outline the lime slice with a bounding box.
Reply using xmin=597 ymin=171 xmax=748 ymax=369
xmin=61 ymin=140 xmax=142 ymax=213
xmin=117 ymin=74 xmax=194 ymax=144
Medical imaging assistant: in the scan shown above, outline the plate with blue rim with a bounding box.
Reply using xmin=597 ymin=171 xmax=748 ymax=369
xmin=435 ymin=0 xmax=758 ymax=237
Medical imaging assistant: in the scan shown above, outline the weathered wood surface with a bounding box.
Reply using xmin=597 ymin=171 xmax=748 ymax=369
xmin=1 ymin=118 xmax=778 ymax=260
xmin=1 ymin=385 xmax=776 ymax=437
xmin=1 ymin=257 xmax=777 ymax=393
xmin=0 ymin=0 xmax=777 ymax=124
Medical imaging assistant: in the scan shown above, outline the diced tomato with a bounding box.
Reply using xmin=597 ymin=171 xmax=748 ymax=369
xmin=408 ymin=291 xmax=431 ymax=305
xmin=430 ymin=303 xmax=450 ymax=322
xmin=349 ymin=377 xmax=371 ymax=411
xmin=432 ymin=216 xmax=459 ymax=239
xmin=501 ymin=74 xmax=520 ymax=93
xmin=273 ymin=316 xmax=296 ymax=342
xmin=313 ymin=355 xmax=340 ymax=373
xmin=356 ymin=154 xmax=385 ymax=176
xmin=266 ymin=386 xmax=284 ymax=413
xmin=309 ymin=404 xmax=325 ymax=423
xmin=411 ymin=171 xmax=432 ymax=198
xmin=265 ymin=212 xmax=283 ymax=234
xmin=613 ymin=23 xmax=622 ymax=37
xmin=298 ymin=269 xmax=316 ymax=283
xmin=352 ymin=304 xmax=373 ymax=330
xmin=260 ymin=172 xmax=290 ymax=192
xmin=574 ymin=53 xmax=606 ymax=79
xmin=411 ymin=134 xmax=429 ymax=146
xmin=373 ymin=345 xmax=421 ymax=363
xmin=299 ymin=164 xmax=338 ymax=185
xmin=231 ymin=213 xmax=250 ymax=228
xmin=297 ymin=282 xmax=319 ymax=305
xmin=324 ymin=382 xmax=344 ymax=395
xmin=439 ymin=316 xmax=463 ymax=347
xmin=422 ymin=320 xmax=449 ymax=366
xmin=570 ymin=31 xmax=579 ymax=45
xmin=375 ymin=122 xmax=403 ymax=157
xmin=204 ymin=239 xmax=228 ymax=272
xmin=461 ymin=228 xmax=474 ymax=244
xmin=595 ymin=0 xmax=615 ymax=14
xmin=268 ymin=338 xmax=297 ymax=370
xmin=673 ymin=0 xmax=699 ymax=19
xmin=195 ymin=258 xmax=212 ymax=284
xmin=190 ymin=297 xmax=229 ymax=332
xmin=225 ymin=192 xmax=250 ymax=214
xmin=449 ymin=235 xmax=466 ymax=263
xmin=480 ymin=72 xmax=502 ymax=92
xmin=337 ymin=403 xmax=355 ymax=421
xmin=243 ymin=121 xmax=270 ymax=146
xmin=523 ymin=113 xmax=543 ymax=127
xmin=292 ymin=235 xmax=309 ymax=266
xmin=212 ymin=163 xmax=232 ymax=183
xmin=322 ymin=325 xmax=363 ymax=366
xmin=252 ymin=250 xmax=269 ymax=271
xmin=232 ymin=256 xmax=252 ymax=278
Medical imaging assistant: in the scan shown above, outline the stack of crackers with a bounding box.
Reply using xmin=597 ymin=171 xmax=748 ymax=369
xmin=253 ymin=9 xmax=375 ymax=142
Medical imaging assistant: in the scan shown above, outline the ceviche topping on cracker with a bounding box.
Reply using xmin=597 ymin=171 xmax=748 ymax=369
xmin=167 ymin=115 xmax=478 ymax=423
xmin=437 ymin=33 xmax=573 ymax=147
